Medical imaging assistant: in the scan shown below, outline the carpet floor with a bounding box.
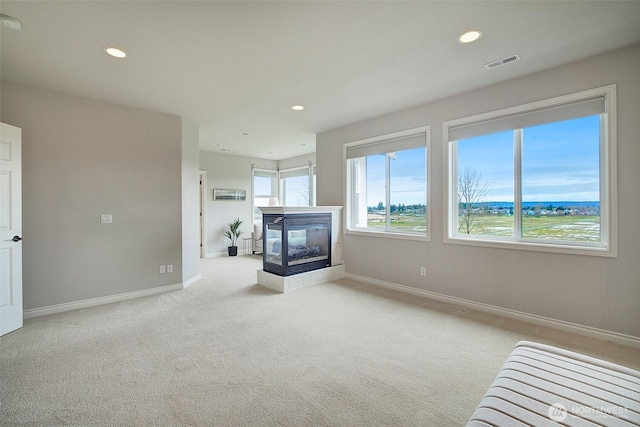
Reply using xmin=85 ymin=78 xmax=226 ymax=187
xmin=1 ymin=256 xmax=639 ymax=426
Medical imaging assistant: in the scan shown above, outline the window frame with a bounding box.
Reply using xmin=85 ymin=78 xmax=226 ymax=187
xmin=443 ymin=85 xmax=617 ymax=257
xmin=279 ymin=162 xmax=316 ymax=207
xmin=344 ymin=126 xmax=431 ymax=242
xmin=251 ymin=166 xmax=278 ymax=225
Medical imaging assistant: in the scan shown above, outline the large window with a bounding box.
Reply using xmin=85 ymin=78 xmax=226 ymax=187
xmin=252 ymin=168 xmax=278 ymax=224
xmin=345 ymin=127 xmax=429 ymax=239
xmin=279 ymin=163 xmax=316 ymax=207
xmin=445 ymin=85 xmax=616 ymax=256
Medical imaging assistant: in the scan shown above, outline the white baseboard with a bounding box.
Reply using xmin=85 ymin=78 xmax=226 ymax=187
xmin=23 ymin=283 xmax=183 ymax=320
xmin=345 ymin=273 xmax=640 ymax=349
xmin=183 ymin=274 xmax=202 ymax=289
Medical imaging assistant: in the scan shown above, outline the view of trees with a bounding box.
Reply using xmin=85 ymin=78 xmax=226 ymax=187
xmin=457 ymin=168 xmax=491 ymax=234
xmin=365 ymin=202 xmax=426 ymax=232
xmin=452 ymin=167 xmax=600 ymax=242
xmin=362 ymin=167 xmax=599 ymax=241
xmin=368 ymin=203 xmax=426 ymax=214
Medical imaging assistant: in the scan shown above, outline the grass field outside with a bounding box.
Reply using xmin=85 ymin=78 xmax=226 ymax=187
xmin=364 ymin=210 xmax=600 ymax=242
xmin=367 ymin=212 xmax=426 ymax=233
xmin=462 ymin=214 xmax=600 ymax=242
xmin=365 ymin=212 xmax=600 ymax=242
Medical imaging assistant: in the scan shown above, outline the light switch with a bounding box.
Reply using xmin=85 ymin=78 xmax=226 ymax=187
xmin=101 ymin=214 xmax=113 ymax=224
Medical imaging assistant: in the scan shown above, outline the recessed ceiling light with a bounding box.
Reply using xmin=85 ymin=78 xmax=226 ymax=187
xmin=291 ymin=105 xmax=305 ymax=111
xmin=458 ymin=30 xmax=483 ymax=44
xmin=104 ymin=47 xmax=127 ymax=58
xmin=0 ymin=14 xmax=22 ymax=30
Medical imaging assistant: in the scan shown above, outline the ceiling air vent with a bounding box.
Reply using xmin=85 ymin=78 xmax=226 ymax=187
xmin=484 ymin=54 xmax=521 ymax=70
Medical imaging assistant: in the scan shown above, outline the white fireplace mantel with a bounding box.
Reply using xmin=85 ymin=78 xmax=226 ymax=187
xmin=258 ymin=206 xmax=343 ymax=215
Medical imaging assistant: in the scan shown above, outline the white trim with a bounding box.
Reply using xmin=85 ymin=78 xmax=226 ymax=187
xmin=345 ymin=273 xmax=640 ymax=350
xmin=23 ymin=283 xmax=183 ymax=319
xmin=345 ymin=228 xmax=429 ymax=242
xmin=258 ymin=206 xmax=342 ymax=215
xmin=183 ymin=274 xmax=202 ymax=289
xmin=310 ymin=162 xmax=316 ymax=207
xmin=603 ymin=88 xmax=617 ymax=257
xmin=439 ymin=235 xmax=613 ymax=257
xmin=199 ymin=171 xmax=208 ymax=259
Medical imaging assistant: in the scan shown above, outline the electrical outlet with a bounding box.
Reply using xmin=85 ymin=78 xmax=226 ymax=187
xmin=420 ymin=267 xmax=426 ymax=276
xmin=167 ymin=264 xmax=173 ymax=273
xmin=160 ymin=265 xmax=166 ymax=274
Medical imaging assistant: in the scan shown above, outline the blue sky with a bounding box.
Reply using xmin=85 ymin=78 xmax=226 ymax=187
xmin=365 ymin=115 xmax=600 ymax=207
xmin=259 ymin=115 xmax=599 ymax=208
xmin=366 ymin=147 xmax=426 ymax=207
xmin=459 ymin=115 xmax=600 ymax=202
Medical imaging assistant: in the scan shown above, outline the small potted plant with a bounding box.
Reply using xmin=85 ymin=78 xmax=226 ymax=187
xmin=223 ymin=218 xmax=244 ymax=256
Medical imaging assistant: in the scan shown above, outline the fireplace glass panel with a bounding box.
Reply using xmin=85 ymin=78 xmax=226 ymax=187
xmin=263 ymin=213 xmax=331 ymax=276
xmin=287 ymin=227 xmax=328 ymax=266
xmin=265 ymin=221 xmax=283 ymax=268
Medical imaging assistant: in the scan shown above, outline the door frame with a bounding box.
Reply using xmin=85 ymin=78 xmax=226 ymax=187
xmin=1 ymin=122 xmax=23 ymax=336
xmin=199 ymin=171 xmax=207 ymax=258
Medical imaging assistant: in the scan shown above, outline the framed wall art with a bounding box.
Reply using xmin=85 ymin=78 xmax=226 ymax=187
xmin=213 ymin=188 xmax=246 ymax=201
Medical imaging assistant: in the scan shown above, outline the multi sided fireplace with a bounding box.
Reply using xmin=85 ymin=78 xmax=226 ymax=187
xmin=262 ymin=213 xmax=331 ymax=276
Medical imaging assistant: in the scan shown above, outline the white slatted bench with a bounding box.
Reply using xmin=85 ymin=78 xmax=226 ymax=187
xmin=466 ymin=341 xmax=640 ymax=427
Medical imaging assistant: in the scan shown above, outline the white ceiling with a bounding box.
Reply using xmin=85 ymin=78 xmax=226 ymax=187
xmin=1 ymin=1 xmax=639 ymax=160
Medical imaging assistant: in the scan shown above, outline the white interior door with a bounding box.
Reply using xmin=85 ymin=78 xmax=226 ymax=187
xmin=1 ymin=122 xmax=23 ymax=336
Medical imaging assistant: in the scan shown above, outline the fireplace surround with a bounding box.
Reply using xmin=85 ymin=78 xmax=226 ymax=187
xmin=257 ymin=206 xmax=344 ymax=293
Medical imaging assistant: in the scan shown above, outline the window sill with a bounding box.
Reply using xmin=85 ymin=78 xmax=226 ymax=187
xmin=444 ymin=235 xmax=615 ymax=257
xmin=346 ymin=228 xmax=430 ymax=242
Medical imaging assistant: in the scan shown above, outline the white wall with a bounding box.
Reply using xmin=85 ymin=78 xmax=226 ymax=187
xmin=316 ymin=44 xmax=640 ymax=339
xmin=199 ymin=151 xmax=316 ymax=256
xmin=199 ymin=151 xmax=276 ymax=256
xmin=182 ymin=119 xmax=200 ymax=284
xmin=1 ymin=82 xmax=185 ymax=310
xmin=278 ymin=152 xmax=316 ymax=170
